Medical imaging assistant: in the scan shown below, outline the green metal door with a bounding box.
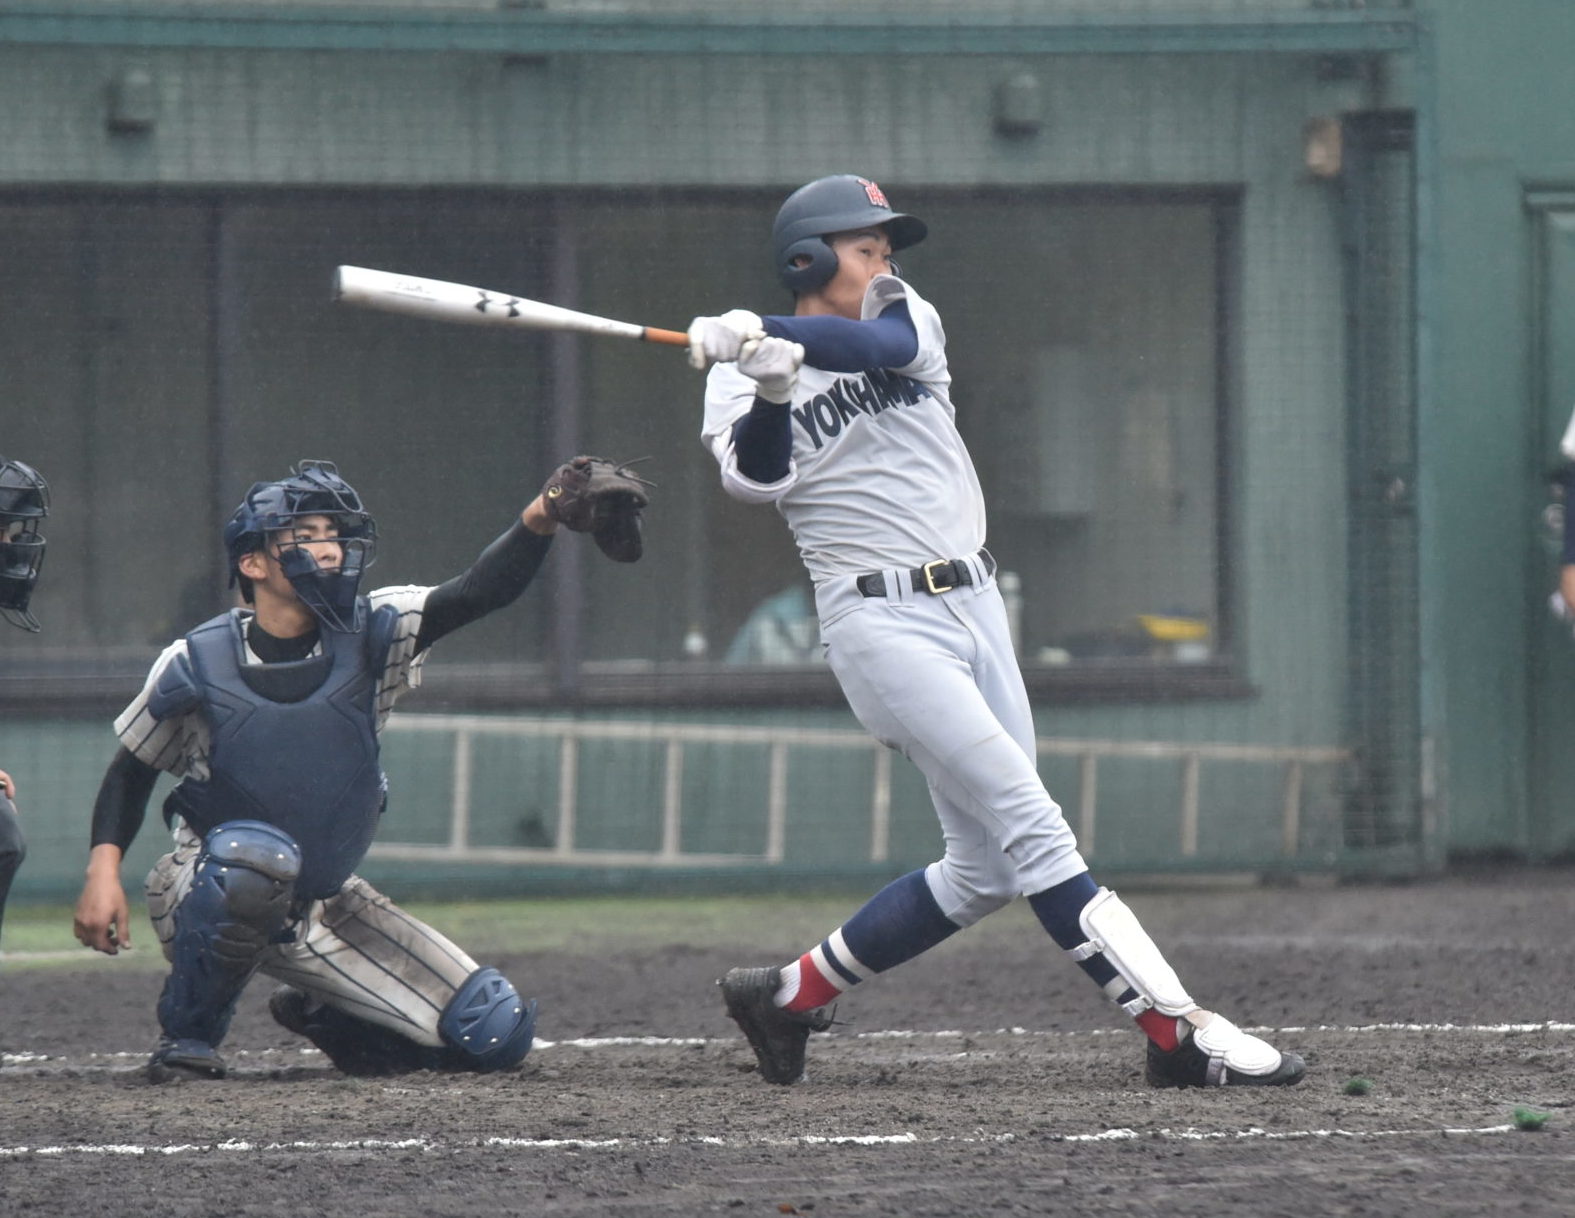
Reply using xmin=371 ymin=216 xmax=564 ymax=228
xmin=1529 ymin=198 xmax=1575 ymax=857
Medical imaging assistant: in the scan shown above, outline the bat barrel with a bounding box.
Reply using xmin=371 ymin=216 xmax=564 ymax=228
xmin=334 ymin=265 xmax=654 ymax=342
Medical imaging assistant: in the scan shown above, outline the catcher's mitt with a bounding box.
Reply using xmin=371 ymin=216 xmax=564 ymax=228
xmin=541 ymin=456 xmax=653 ymax=563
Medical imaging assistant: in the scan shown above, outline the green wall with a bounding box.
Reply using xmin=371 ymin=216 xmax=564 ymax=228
xmin=0 ymin=8 xmax=1430 ymax=892
xmin=1422 ymin=0 xmax=1575 ymax=853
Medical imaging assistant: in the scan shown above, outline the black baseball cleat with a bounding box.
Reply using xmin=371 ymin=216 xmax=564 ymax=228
xmin=719 ymin=966 xmax=834 ymax=1085
xmin=269 ymin=985 xmax=441 ymax=1076
xmin=1145 ymin=1015 xmax=1306 ymax=1089
xmin=147 ymin=1036 xmax=228 ymax=1084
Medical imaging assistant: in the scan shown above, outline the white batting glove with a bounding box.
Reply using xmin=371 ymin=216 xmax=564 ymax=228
xmin=737 ymin=336 xmax=804 ymax=404
xmin=1551 ymin=590 xmax=1575 ymax=623
xmin=687 ymin=309 xmax=765 ymax=370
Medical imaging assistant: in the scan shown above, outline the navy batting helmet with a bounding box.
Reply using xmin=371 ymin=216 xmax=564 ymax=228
xmin=772 ymin=174 xmax=927 ymax=294
xmin=0 ymin=457 xmax=48 ymax=632
xmin=224 ymin=459 xmax=377 ymax=633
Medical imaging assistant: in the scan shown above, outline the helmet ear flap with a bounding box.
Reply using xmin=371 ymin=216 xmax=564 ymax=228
xmin=778 ymin=237 xmax=839 ymax=293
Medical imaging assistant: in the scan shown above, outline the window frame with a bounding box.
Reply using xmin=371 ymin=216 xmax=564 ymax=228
xmin=0 ymin=184 xmax=1250 ymax=715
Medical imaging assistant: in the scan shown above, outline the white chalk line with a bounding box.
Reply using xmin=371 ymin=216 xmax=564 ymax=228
xmin=5 ymin=1020 xmax=1573 ymax=1071
xmin=0 ymin=1123 xmax=1529 ymax=1162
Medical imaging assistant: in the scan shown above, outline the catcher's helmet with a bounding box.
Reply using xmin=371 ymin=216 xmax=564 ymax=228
xmin=224 ymin=459 xmax=377 ymax=633
xmin=0 ymin=457 xmax=49 ymax=633
xmin=772 ymin=174 xmax=927 ymax=294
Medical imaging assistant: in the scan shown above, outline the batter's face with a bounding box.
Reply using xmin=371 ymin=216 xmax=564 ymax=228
xmin=803 ymin=227 xmax=896 ymax=319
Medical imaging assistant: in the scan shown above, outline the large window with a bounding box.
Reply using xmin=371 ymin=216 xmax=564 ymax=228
xmin=0 ymin=188 xmax=1237 ymax=710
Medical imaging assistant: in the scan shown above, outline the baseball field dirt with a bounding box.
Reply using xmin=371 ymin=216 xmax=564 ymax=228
xmin=3 ymin=867 xmax=1572 ymax=1216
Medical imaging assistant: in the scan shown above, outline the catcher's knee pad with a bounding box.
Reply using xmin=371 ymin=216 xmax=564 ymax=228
xmin=437 ymin=966 xmax=538 ymax=1072
xmin=159 ymin=820 xmax=302 ymax=1043
xmin=1067 ymin=888 xmax=1199 ymax=1018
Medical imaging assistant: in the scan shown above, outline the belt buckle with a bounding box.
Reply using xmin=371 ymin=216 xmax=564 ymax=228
xmin=922 ymin=558 xmax=955 ymax=595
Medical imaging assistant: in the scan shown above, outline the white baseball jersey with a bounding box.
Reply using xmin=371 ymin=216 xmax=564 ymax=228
xmin=701 ymin=274 xmax=986 ymax=583
xmin=699 ymin=272 xmax=1086 ymax=920
xmin=115 ymin=585 xmax=432 ymax=782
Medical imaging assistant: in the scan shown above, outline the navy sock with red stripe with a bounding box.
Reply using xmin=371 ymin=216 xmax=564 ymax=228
xmin=777 ymin=869 xmax=960 ymax=1014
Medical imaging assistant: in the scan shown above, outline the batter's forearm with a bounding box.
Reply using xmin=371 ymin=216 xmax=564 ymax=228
xmin=90 ymin=747 xmax=157 ymax=852
xmin=732 ymin=399 xmax=794 ymax=483
xmin=762 ymin=301 xmax=918 ymax=372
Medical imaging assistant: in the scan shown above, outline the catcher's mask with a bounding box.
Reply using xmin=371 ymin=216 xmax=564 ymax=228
xmin=224 ymin=460 xmax=377 ymax=633
xmin=0 ymin=457 xmax=49 ymax=632
xmin=772 ymin=174 xmax=927 ymax=294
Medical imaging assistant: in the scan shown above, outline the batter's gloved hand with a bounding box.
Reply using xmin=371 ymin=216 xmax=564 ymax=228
xmin=541 ymin=456 xmax=655 ymax=563
xmin=687 ymin=309 xmax=766 ymax=370
xmin=737 ymin=336 xmax=805 ymax=404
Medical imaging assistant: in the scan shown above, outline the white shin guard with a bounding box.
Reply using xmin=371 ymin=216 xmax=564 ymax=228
xmin=1068 ymin=887 xmax=1199 ymax=1018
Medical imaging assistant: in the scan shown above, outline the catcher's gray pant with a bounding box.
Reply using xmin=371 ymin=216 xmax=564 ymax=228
xmin=148 ymin=826 xmax=479 ymax=1047
xmin=816 ymin=565 xmax=1088 ymax=928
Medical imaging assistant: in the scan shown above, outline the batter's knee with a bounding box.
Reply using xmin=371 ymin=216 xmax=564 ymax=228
xmin=924 ymin=857 xmax=1017 ymax=928
xmin=438 ymin=966 xmax=538 ymax=1072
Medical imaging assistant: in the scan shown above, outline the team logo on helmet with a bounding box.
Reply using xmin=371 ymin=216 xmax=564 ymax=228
xmin=858 ymin=178 xmax=889 ymax=208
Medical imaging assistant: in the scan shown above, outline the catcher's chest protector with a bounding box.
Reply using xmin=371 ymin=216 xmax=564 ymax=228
xmin=162 ymin=605 xmax=393 ymax=899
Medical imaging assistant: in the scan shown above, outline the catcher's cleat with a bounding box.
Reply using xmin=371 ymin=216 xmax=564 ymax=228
xmin=147 ymin=1036 xmax=228 ymax=1084
xmin=269 ymin=985 xmax=441 ymax=1076
xmin=719 ymin=966 xmax=833 ymax=1085
xmin=1144 ymin=1015 xmax=1306 ymax=1089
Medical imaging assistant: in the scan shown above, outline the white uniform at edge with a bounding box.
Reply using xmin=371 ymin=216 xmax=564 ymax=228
xmin=701 ymin=274 xmax=1087 ymax=923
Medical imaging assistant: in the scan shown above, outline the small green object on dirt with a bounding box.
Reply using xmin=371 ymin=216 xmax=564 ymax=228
xmin=1342 ymin=1077 xmax=1373 ymax=1096
xmin=1513 ymin=1106 xmax=1551 ymax=1131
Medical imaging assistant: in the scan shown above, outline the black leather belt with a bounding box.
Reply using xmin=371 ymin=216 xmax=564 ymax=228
xmin=856 ymin=549 xmax=996 ymax=598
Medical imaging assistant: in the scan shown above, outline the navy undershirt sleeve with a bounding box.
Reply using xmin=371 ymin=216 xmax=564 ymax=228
xmin=89 ymin=746 xmax=159 ymax=852
xmin=417 ymin=522 xmax=553 ymax=652
xmin=730 ymin=399 xmax=794 ymax=483
xmin=760 ymin=300 xmax=919 ymax=373
xmin=730 ymin=299 xmax=919 ymax=482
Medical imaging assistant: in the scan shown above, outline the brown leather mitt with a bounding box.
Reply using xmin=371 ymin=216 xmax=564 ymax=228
xmin=541 ymin=456 xmax=653 ymax=563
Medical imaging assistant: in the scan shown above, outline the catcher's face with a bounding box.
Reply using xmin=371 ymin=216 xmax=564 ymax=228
xmin=267 ymin=515 xmax=344 ymax=575
xmin=238 ymin=514 xmax=342 ymax=602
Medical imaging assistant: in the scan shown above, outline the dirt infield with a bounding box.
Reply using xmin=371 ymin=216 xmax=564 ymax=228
xmin=3 ymin=868 xmax=1573 ymax=1217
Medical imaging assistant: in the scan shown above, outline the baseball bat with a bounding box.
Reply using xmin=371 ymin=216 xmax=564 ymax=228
xmin=333 ymin=265 xmax=690 ymax=348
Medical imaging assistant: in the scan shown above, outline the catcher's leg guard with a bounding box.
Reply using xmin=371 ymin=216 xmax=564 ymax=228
xmin=156 ymin=820 xmax=301 ymax=1049
xmin=1070 ymin=888 xmax=1304 ymax=1088
xmin=437 ymin=967 xmax=538 ymax=1072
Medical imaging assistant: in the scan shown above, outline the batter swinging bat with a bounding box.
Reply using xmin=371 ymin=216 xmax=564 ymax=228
xmin=333 ymin=265 xmax=690 ymax=348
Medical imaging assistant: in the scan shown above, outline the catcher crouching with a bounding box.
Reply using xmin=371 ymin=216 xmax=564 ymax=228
xmin=71 ymin=456 xmax=649 ymax=1083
